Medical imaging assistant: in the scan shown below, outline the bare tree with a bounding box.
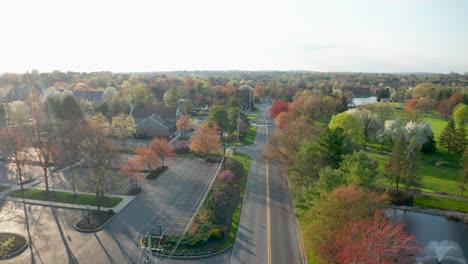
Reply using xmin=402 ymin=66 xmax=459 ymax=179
xmin=78 ymin=119 xmax=127 ymax=211
xmin=0 ymin=127 xmax=30 ymax=190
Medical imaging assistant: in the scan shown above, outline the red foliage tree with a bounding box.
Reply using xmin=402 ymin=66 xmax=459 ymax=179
xmin=134 ymin=146 xmax=159 ymax=170
xmin=436 ymin=99 xmax=453 ymax=119
xmin=332 ymin=210 xmax=420 ymax=264
xmin=269 ymin=99 xmax=289 ymax=118
xmin=450 ymin=92 xmax=463 ymax=106
xmin=404 ymin=99 xmax=418 ymax=112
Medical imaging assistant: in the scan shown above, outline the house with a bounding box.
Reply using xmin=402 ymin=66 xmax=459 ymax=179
xmin=72 ymin=91 xmax=103 ymax=103
xmin=131 ymin=107 xmax=177 ymax=138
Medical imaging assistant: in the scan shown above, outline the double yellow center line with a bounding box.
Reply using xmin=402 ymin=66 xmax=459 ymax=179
xmin=265 ymin=107 xmax=272 ymax=264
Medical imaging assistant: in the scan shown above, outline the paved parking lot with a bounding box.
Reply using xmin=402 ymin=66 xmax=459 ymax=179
xmin=0 ymin=157 xmax=220 ymax=264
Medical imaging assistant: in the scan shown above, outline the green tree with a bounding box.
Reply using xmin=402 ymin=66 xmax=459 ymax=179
xmin=453 ymin=104 xmax=468 ymax=127
xmin=403 ymin=137 xmax=421 ymax=193
xmin=111 ymin=113 xmax=137 ymax=147
xmin=208 ymin=105 xmax=230 ymax=132
xmin=453 ymin=124 xmax=467 ymax=157
xmin=315 ymin=151 xmax=378 ymax=193
xmin=339 ymin=151 xmax=378 ymax=188
xmin=459 ymin=147 xmax=468 ymax=197
xmin=329 ymin=112 xmax=365 ymax=146
xmin=122 ymin=82 xmax=153 ymax=107
xmin=165 ymin=87 xmax=179 ymax=106
xmin=385 ymin=134 xmax=408 ymax=192
xmin=439 ymin=119 xmax=456 ymax=154
xmin=289 ymin=128 xmax=353 ymax=188
xmin=421 ymin=132 xmax=437 ymax=154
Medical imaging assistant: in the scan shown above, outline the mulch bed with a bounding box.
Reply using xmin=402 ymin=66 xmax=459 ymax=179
xmin=0 ymin=233 xmax=27 ymax=259
xmin=125 ymin=187 xmax=143 ymax=195
xmin=146 ymin=166 xmax=168 ymax=180
xmin=75 ymin=210 xmax=114 ymax=231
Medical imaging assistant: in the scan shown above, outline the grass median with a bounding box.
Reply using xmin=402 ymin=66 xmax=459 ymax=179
xmin=8 ymin=188 xmax=122 ymax=208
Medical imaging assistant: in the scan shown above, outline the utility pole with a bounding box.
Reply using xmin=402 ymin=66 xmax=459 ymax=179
xmin=223 ymin=133 xmax=226 ymax=171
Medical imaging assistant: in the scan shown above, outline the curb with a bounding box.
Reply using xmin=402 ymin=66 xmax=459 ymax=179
xmin=74 ymin=213 xmax=115 ymax=233
xmin=74 ymin=189 xmax=144 ymax=233
xmin=145 ymin=167 xmax=169 ymax=180
xmin=5 ymin=198 xmax=115 ymax=212
xmin=139 ymin=237 xmax=233 ymax=259
xmin=2 ymin=233 xmax=28 ymax=259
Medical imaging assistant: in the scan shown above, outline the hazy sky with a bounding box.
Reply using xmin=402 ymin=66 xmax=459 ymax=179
xmin=0 ymin=0 xmax=467 ymax=73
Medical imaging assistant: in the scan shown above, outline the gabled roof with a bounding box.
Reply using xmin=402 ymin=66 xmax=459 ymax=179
xmin=131 ymin=107 xmax=177 ymax=120
xmin=72 ymin=91 xmax=103 ymax=103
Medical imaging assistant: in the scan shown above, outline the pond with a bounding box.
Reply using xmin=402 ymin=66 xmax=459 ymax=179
xmin=352 ymin=96 xmax=377 ymax=106
xmin=386 ymin=209 xmax=468 ymax=263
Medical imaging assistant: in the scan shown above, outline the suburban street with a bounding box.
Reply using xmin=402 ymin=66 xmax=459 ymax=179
xmin=230 ymin=103 xmax=304 ymax=264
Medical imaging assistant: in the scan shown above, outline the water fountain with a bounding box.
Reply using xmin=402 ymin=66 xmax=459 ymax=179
xmin=417 ymin=241 xmax=467 ymax=264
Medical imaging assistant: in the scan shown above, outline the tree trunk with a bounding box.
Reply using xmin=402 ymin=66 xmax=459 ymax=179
xmin=396 ymin=173 xmax=400 ymax=193
xmin=17 ymin=165 xmax=24 ymax=191
xmin=96 ymin=191 xmax=101 ymax=212
xmin=43 ymin=167 xmax=49 ymax=192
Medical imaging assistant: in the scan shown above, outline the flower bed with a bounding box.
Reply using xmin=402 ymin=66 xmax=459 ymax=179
xmin=142 ymin=153 xmax=251 ymax=257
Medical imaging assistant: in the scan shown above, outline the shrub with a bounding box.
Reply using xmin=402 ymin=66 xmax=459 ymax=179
xmin=217 ymin=170 xmax=236 ymax=184
xmin=387 ymin=190 xmax=414 ymax=206
xmin=208 ymin=226 xmax=224 ymax=240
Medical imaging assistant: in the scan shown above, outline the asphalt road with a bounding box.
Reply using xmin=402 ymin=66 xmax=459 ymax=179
xmin=230 ymin=104 xmax=305 ymax=264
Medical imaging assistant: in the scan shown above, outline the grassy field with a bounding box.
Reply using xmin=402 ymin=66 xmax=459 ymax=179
xmin=414 ymin=195 xmax=468 ymax=213
xmin=368 ymin=151 xmax=461 ymax=195
xmin=9 ymin=188 xmax=122 ymax=207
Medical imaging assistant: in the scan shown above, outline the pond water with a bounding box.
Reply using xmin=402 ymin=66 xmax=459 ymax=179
xmin=352 ymin=96 xmax=377 ymax=106
xmin=386 ymin=209 xmax=468 ymax=263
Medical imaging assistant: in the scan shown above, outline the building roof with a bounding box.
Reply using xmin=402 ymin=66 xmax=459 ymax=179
xmin=72 ymin=91 xmax=103 ymax=103
xmin=131 ymin=107 xmax=177 ymax=120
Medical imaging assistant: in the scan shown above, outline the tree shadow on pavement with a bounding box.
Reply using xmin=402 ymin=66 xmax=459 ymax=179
xmin=94 ymin=233 xmax=116 ymax=264
xmin=22 ymin=203 xmax=45 ymax=264
xmin=51 ymin=208 xmax=79 ymax=264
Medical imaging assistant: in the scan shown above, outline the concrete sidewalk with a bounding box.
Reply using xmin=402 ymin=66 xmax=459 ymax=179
xmin=1 ymin=180 xmax=138 ymax=213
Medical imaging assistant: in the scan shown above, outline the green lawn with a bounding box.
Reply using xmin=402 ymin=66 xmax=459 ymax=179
xmin=236 ymin=125 xmax=257 ymax=146
xmin=8 ymin=188 xmax=122 ymax=207
xmin=422 ymin=115 xmax=448 ymax=141
xmin=414 ymin=195 xmax=468 ymax=213
xmin=368 ymin=151 xmax=461 ymax=195
xmin=248 ymin=112 xmax=258 ymax=120
xmin=220 ymin=153 xmax=252 ymax=249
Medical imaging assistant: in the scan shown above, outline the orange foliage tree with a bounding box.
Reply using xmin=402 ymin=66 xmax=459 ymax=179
xmin=176 ymin=113 xmax=192 ymax=137
xmin=150 ymin=138 xmax=175 ymax=167
xmin=189 ymin=121 xmax=220 ymax=158
xmin=404 ymin=99 xmax=418 ymax=112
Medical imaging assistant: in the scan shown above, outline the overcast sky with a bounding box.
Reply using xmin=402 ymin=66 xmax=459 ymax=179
xmin=0 ymin=0 xmax=467 ymax=73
